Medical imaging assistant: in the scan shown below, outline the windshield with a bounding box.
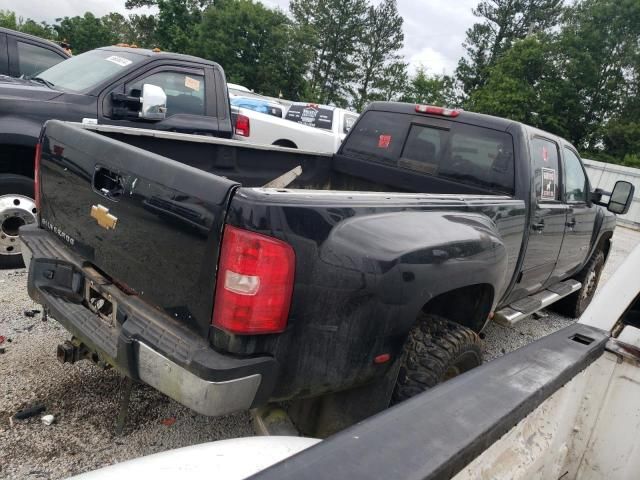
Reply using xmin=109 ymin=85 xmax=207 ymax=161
xmin=37 ymin=50 xmax=146 ymax=93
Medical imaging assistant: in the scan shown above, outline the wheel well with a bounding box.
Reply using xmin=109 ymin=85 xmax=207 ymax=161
xmin=420 ymin=284 xmax=494 ymax=332
xmin=0 ymin=144 xmax=35 ymax=178
xmin=272 ymin=139 xmax=298 ymax=149
xmin=596 ymin=231 xmax=613 ymax=260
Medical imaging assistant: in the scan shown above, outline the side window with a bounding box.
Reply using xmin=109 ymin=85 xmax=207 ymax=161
xmin=343 ymin=114 xmax=358 ymax=134
xmin=128 ymin=71 xmax=205 ymax=117
xmin=17 ymin=41 xmax=64 ymax=77
xmin=563 ymin=148 xmax=588 ymax=202
xmin=530 ymin=138 xmax=560 ymax=201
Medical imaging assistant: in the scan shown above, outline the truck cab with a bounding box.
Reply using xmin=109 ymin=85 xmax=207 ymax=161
xmin=0 ymin=45 xmax=232 ymax=267
xmin=0 ymin=27 xmax=69 ymax=78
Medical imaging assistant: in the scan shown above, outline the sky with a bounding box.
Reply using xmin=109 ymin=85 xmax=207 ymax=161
xmin=0 ymin=0 xmax=479 ymax=74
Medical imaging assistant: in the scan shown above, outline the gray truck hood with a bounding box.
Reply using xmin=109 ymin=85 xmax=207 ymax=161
xmin=0 ymin=75 xmax=63 ymax=101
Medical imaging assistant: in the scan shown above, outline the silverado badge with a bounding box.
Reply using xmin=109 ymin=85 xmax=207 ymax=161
xmin=91 ymin=204 xmax=118 ymax=230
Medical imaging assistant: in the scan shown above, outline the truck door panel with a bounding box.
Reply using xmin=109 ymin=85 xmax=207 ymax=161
xmin=553 ymin=148 xmax=596 ymax=279
xmin=518 ymin=137 xmax=567 ymax=295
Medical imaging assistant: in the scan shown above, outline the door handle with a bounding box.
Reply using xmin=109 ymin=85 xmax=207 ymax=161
xmin=94 ymin=167 xmax=124 ymax=199
xmin=566 ymin=218 xmax=576 ymax=229
xmin=532 ymin=219 xmax=545 ymax=232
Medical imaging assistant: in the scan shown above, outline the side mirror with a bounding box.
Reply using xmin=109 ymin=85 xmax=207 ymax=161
xmin=607 ymin=180 xmax=635 ymax=215
xmin=139 ymin=84 xmax=167 ymax=120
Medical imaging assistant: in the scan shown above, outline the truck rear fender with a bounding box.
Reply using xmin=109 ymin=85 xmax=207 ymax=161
xmin=419 ymin=284 xmax=495 ymax=333
xmin=587 ymin=207 xmax=615 ymax=264
xmin=320 ymin=210 xmax=508 ymax=333
xmin=0 ymin=116 xmax=42 ymax=176
xmin=0 ymin=116 xmax=43 ymax=147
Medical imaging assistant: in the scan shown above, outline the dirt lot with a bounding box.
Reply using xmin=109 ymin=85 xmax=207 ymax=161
xmin=1 ymin=227 xmax=638 ymax=479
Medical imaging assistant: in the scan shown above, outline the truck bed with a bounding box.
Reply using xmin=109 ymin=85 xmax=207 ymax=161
xmin=85 ymin=122 xmax=517 ymax=196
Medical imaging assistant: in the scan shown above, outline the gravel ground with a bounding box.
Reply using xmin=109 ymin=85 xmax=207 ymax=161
xmin=1 ymin=226 xmax=638 ymax=479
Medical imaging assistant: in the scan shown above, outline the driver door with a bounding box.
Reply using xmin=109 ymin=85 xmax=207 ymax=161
xmin=101 ymin=66 xmax=219 ymax=134
xmin=518 ymin=136 xmax=568 ymax=295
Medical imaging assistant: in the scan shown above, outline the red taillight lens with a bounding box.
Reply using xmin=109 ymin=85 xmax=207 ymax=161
xmin=213 ymin=225 xmax=295 ymax=335
xmin=415 ymin=104 xmax=460 ymax=117
xmin=34 ymin=142 xmax=42 ymax=212
xmin=235 ymin=114 xmax=250 ymax=137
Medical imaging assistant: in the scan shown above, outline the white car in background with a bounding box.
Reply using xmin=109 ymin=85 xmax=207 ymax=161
xmin=285 ymin=102 xmax=359 ymax=143
xmin=231 ymin=103 xmax=359 ymax=154
xmin=231 ymin=107 xmax=341 ymax=153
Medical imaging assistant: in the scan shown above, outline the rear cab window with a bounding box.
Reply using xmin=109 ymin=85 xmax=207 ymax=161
xmin=286 ymin=104 xmax=335 ymax=130
xmin=343 ymin=113 xmax=358 ymax=134
xmin=341 ymin=111 xmax=516 ymax=194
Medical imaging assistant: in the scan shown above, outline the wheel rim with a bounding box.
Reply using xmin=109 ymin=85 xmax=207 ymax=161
xmin=0 ymin=194 xmax=37 ymax=257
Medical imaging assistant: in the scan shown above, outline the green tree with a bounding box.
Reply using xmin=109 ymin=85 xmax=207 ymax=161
xmin=290 ymin=0 xmax=368 ymax=106
xmin=556 ymin=0 xmax=640 ymax=152
xmin=0 ymin=10 xmax=55 ymax=40
xmin=467 ymin=36 xmax=567 ymax=135
xmin=127 ymin=14 xmax=159 ymax=48
xmin=54 ymin=13 xmax=118 ymax=53
xmin=376 ymin=61 xmax=409 ymax=103
xmin=197 ymin=0 xmax=310 ymax=99
xmin=350 ymin=0 xmax=405 ymax=111
xmin=401 ymin=67 xmax=458 ymax=107
xmin=456 ymin=0 xmax=563 ymax=97
xmin=0 ymin=10 xmax=17 ymax=30
xmin=17 ymin=19 xmax=56 ymax=39
xmin=126 ymin=0 xmax=213 ymax=53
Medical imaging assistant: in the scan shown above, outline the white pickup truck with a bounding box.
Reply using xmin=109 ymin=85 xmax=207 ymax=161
xmin=284 ymin=103 xmax=359 ymax=141
xmin=231 ymin=103 xmax=359 ymax=154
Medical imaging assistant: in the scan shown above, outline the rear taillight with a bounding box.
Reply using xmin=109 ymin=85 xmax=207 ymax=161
xmin=415 ymin=104 xmax=460 ymax=117
xmin=213 ymin=225 xmax=295 ymax=335
xmin=34 ymin=142 xmax=42 ymax=212
xmin=235 ymin=114 xmax=250 ymax=137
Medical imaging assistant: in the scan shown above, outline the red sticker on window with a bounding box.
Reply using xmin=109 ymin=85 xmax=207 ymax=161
xmin=542 ymin=146 xmax=548 ymax=162
xmin=378 ymin=134 xmax=391 ymax=149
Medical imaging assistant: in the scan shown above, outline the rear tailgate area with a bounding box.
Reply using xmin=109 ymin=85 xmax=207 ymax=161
xmin=37 ymin=120 xmax=239 ymax=335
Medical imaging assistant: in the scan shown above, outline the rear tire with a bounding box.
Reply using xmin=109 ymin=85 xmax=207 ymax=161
xmin=549 ymin=250 xmax=605 ymax=318
xmin=392 ymin=313 xmax=482 ymax=403
xmin=0 ymin=174 xmax=36 ymax=269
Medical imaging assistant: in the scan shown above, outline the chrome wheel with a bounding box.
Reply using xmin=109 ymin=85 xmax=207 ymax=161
xmin=0 ymin=194 xmax=37 ymax=257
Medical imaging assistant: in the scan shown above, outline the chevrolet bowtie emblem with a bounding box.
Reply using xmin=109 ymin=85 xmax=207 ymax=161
xmin=90 ymin=204 xmax=118 ymax=230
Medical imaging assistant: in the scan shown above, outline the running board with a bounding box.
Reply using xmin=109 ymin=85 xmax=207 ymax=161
xmin=493 ymin=279 xmax=582 ymax=327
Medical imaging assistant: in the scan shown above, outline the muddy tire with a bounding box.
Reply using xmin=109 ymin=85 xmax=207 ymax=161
xmin=550 ymin=250 xmax=605 ymax=318
xmin=392 ymin=313 xmax=483 ymax=403
xmin=0 ymin=174 xmax=35 ymax=269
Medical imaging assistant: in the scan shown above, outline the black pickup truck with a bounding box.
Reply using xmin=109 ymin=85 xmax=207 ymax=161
xmin=20 ymin=102 xmax=634 ymax=436
xmin=0 ymin=27 xmax=69 ymax=78
xmin=0 ymin=45 xmax=232 ymax=267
